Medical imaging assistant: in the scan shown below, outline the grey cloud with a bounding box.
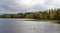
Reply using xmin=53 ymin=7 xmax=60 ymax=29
xmin=0 ymin=0 xmax=60 ymax=14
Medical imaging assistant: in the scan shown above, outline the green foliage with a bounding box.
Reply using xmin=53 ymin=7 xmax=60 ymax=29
xmin=42 ymin=11 xmax=48 ymax=19
xmin=33 ymin=12 xmax=43 ymax=19
xmin=25 ymin=13 xmax=34 ymax=19
xmin=12 ymin=14 xmax=21 ymax=18
xmin=55 ymin=9 xmax=60 ymax=20
xmin=1 ymin=14 xmax=11 ymax=18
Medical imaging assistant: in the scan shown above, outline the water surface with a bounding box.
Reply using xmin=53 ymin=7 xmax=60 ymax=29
xmin=0 ymin=18 xmax=60 ymax=33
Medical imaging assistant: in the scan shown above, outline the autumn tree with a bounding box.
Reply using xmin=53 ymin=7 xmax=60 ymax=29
xmin=49 ymin=9 xmax=56 ymax=20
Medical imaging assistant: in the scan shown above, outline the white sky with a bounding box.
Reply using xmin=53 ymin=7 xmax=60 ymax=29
xmin=0 ymin=0 xmax=60 ymax=14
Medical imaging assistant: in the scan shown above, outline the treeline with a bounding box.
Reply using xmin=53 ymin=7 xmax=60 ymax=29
xmin=0 ymin=8 xmax=60 ymax=20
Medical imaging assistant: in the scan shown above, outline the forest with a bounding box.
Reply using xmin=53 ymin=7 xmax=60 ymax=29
xmin=0 ymin=8 xmax=60 ymax=20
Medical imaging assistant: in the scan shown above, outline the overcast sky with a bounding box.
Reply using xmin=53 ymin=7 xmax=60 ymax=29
xmin=0 ymin=0 xmax=60 ymax=14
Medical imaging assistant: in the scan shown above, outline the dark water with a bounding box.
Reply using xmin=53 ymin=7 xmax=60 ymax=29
xmin=0 ymin=18 xmax=60 ymax=33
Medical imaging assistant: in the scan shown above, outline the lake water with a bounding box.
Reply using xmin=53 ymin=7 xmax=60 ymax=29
xmin=0 ymin=18 xmax=60 ymax=33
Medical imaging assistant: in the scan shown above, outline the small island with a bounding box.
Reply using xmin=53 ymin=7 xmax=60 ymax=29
xmin=0 ymin=8 xmax=60 ymax=24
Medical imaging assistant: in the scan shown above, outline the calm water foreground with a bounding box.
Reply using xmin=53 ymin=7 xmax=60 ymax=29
xmin=0 ymin=18 xmax=60 ymax=33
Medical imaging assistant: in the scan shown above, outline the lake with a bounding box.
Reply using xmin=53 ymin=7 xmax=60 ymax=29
xmin=0 ymin=18 xmax=60 ymax=33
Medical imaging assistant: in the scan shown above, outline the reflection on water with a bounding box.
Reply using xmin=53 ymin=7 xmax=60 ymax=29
xmin=0 ymin=18 xmax=60 ymax=33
